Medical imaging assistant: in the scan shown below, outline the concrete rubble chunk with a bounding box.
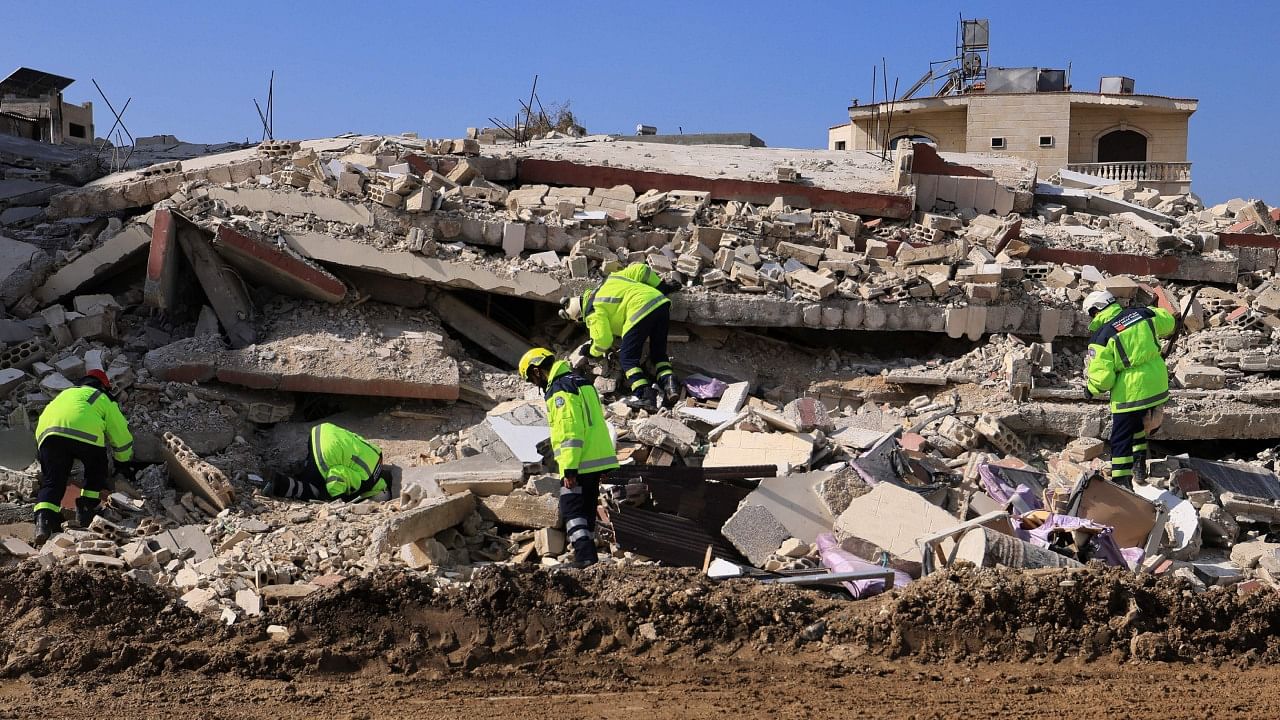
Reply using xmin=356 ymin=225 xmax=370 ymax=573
xmin=385 ymin=492 xmax=476 ymax=547
xmin=478 ymin=492 xmax=560 ymax=529
xmin=631 ymin=415 xmax=698 ymax=455
xmin=34 ymin=222 xmax=151 ymax=304
xmin=721 ymin=503 xmax=790 ymax=567
xmin=160 ymin=432 xmax=236 ymax=510
xmin=211 ymin=225 xmax=346 ymax=303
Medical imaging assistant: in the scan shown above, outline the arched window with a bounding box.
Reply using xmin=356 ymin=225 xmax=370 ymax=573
xmin=1097 ymin=129 xmax=1147 ymax=163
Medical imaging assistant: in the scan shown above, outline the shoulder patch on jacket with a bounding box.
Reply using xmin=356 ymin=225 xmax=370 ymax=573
xmin=555 ymin=396 xmax=565 ymax=408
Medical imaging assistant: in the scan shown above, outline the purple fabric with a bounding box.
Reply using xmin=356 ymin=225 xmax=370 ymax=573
xmin=1018 ymin=514 xmax=1128 ymax=568
xmin=682 ymin=374 xmax=728 ymax=400
xmin=978 ymin=465 xmax=1044 ymax=517
xmin=815 ymin=532 xmax=911 ymax=599
xmin=1120 ymin=547 xmax=1146 ymax=569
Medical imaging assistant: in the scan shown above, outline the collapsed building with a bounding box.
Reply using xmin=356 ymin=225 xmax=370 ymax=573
xmin=1 ymin=115 xmax=1279 ymax=626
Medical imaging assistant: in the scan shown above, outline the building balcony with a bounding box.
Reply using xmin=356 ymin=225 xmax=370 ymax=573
xmin=1065 ymin=161 xmax=1191 ymax=185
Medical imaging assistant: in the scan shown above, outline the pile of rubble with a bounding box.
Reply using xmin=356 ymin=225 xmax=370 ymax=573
xmin=1 ymin=126 xmax=1280 ymax=628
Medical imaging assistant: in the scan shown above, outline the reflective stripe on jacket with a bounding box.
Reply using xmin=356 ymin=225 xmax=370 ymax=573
xmin=1086 ymin=303 xmax=1176 ymax=414
xmin=310 ymin=423 xmax=385 ymax=499
xmin=544 ymin=360 xmax=618 ymax=476
xmin=35 ymin=385 xmax=134 ymax=461
xmin=583 ymin=263 xmax=669 ymax=356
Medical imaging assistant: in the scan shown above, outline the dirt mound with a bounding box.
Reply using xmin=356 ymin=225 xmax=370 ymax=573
xmin=833 ymin=565 xmax=1280 ymax=663
xmin=4 ymin=563 xmax=1280 ymax=684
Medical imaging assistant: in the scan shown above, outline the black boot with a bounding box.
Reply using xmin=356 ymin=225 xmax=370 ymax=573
xmin=624 ymin=385 xmax=659 ymax=412
xmin=75 ymin=498 xmax=99 ymax=528
xmin=33 ymin=509 xmax=61 ymax=545
xmin=659 ymin=375 xmax=681 ymax=406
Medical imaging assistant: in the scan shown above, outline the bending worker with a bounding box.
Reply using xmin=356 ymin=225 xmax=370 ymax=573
xmin=263 ymin=422 xmax=391 ymax=502
xmin=34 ymin=369 xmax=136 ymax=543
xmin=561 ymin=262 xmax=680 ymax=411
xmin=519 ymin=347 xmax=618 ymax=567
xmin=1083 ymin=290 xmax=1175 ymax=489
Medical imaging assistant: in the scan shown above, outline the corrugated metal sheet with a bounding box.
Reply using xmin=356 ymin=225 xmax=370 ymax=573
xmin=608 ymin=506 xmax=745 ymax=567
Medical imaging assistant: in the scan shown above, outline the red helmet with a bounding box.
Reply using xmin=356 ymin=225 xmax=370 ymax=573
xmin=84 ymin=369 xmax=111 ymax=390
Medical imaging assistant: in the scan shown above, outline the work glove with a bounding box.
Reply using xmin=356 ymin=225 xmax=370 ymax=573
xmin=657 ymin=279 xmax=682 ymax=295
xmin=117 ymin=461 xmax=140 ymax=482
xmin=1083 ymin=388 xmax=1094 ymax=400
xmin=562 ymin=469 xmax=578 ymax=490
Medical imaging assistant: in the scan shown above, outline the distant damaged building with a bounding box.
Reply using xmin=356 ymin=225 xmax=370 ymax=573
xmin=827 ymin=19 xmax=1196 ymax=194
xmin=0 ymin=67 xmax=94 ymax=146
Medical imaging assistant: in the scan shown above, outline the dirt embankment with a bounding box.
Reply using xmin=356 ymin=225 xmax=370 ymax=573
xmin=1 ymin=564 xmax=1278 ymax=686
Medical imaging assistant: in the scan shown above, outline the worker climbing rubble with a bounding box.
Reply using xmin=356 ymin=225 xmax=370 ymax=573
xmin=519 ymin=347 xmax=618 ymax=567
xmin=261 ymin=422 xmax=392 ymax=502
xmin=32 ymin=369 xmax=138 ymax=543
xmin=1083 ymin=290 xmax=1176 ymax=489
xmin=560 ymin=262 xmax=682 ymax=411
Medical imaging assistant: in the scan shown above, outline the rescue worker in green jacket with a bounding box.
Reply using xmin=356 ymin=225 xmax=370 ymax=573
xmin=33 ymin=369 xmax=137 ymax=543
xmin=263 ymin=423 xmax=391 ymax=502
xmin=519 ymin=347 xmax=619 ymax=567
xmin=1083 ymin=290 xmax=1176 ymax=489
xmin=561 ymin=262 xmax=681 ymax=411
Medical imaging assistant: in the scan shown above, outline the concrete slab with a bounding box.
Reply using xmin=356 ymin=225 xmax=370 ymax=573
xmin=212 ymin=225 xmax=345 ymax=303
xmin=34 ymin=220 xmax=151 ymax=304
xmin=484 ymin=416 xmax=550 ymax=464
xmin=834 ymin=482 xmax=959 ymax=576
xmin=409 ymin=455 xmax=524 ymax=497
xmin=730 ymin=470 xmax=834 ymax=554
xmin=0 ymin=429 xmax=36 ymax=471
xmin=286 ymin=231 xmax=562 ymax=302
xmin=704 ymin=430 xmax=813 ymax=472
xmin=478 ymin=492 xmax=560 ymax=529
xmin=385 ymin=492 xmax=476 ymax=547
xmin=428 ymin=290 xmax=529 ymax=367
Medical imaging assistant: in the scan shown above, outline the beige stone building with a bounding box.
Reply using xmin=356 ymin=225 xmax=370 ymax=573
xmin=0 ymin=67 xmax=94 ymax=146
xmin=829 ymin=86 xmax=1197 ymax=194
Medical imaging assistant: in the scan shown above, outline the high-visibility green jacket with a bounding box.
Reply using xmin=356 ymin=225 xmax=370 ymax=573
xmin=544 ymin=360 xmax=618 ymax=476
xmin=582 ymin=263 xmax=669 ymax=357
xmin=36 ymin=385 xmax=133 ymax=461
xmin=1086 ymin=303 xmax=1176 ymax=414
xmin=310 ymin=423 xmax=385 ymax=499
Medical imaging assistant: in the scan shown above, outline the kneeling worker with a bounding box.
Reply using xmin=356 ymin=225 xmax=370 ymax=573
xmin=561 ymin=262 xmax=680 ymax=410
xmin=1083 ymin=290 xmax=1175 ymax=489
xmin=264 ymin=422 xmax=391 ymax=501
xmin=519 ymin=348 xmax=618 ymax=567
xmin=34 ymin=369 xmax=136 ymax=543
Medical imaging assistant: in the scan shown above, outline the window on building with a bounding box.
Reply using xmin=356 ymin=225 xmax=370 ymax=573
xmin=68 ymin=123 xmax=86 ymax=139
xmin=990 ymin=137 xmax=1006 ymax=149
xmin=1039 ymin=135 xmax=1054 ymax=148
xmin=1097 ymin=129 xmax=1147 ymax=163
xmin=834 ymin=141 xmax=846 ymax=151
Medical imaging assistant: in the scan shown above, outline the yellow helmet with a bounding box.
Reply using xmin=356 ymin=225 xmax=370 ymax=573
xmin=518 ymin=347 xmax=556 ymax=381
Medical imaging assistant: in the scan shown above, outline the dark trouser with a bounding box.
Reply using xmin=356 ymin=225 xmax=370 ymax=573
xmin=618 ymin=303 xmax=672 ymax=393
xmin=1110 ymin=409 xmax=1150 ymax=489
xmin=559 ymin=472 xmax=604 ymax=564
xmin=36 ymin=435 xmax=109 ymax=516
xmin=270 ymin=451 xmax=330 ymax=501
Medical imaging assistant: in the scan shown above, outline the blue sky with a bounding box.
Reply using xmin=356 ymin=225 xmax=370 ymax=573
xmin=3 ymin=0 xmax=1274 ymax=203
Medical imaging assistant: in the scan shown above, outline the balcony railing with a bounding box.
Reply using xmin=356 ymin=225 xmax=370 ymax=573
xmin=1065 ymin=161 xmax=1192 ymax=184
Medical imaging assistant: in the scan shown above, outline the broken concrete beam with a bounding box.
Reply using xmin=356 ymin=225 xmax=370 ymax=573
xmin=144 ymin=208 xmax=184 ymax=312
xmin=1115 ymin=212 xmax=1179 ymax=251
xmin=1175 ymin=364 xmax=1226 ymax=390
xmin=478 ymin=492 xmax=560 ymax=529
xmin=833 ymin=481 xmax=960 ymax=577
xmin=176 ymin=225 xmax=256 ymax=348
xmin=704 ymin=430 xmax=813 ymax=472
xmin=427 ymin=290 xmax=529 ymax=367
xmin=160 ymin=432 xmax=235 ymax=510
xmin=420 ymin=455 xmax=523 ymax=497
xmin=385 ymin=491 xmax=476 ymax=547
xmin=33 ymin=220 xmax=152 ymax=304
xmin=212 ymin=225 xmax=346 ymax=303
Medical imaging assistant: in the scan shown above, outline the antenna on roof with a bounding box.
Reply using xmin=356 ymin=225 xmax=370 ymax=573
xmin=253 ymin=71 xmax=275 ymax=142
